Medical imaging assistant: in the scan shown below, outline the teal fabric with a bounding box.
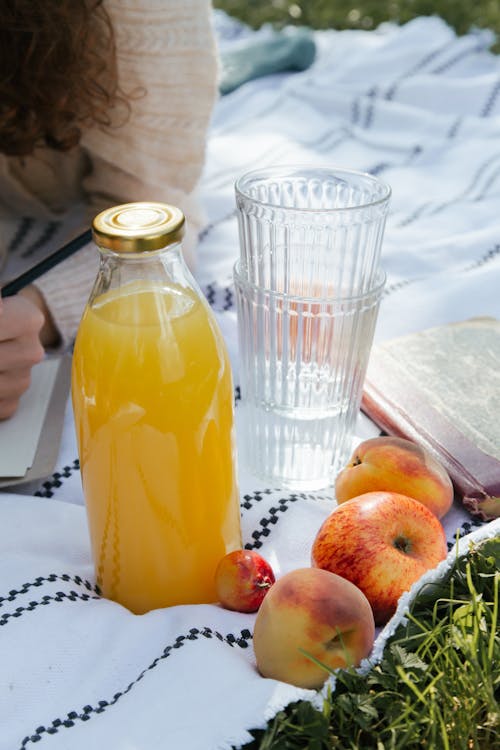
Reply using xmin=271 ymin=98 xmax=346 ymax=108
xmin=219 ymin=28 xmax=316 ymax=95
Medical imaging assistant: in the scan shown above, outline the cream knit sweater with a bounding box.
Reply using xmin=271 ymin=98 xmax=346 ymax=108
xmin=0 ymin=0 xmax=219 ymax=343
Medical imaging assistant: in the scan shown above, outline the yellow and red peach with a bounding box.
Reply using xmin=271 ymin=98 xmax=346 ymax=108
xmin=253 ymin=567 xmax=375 ymax=689
xmin=335 ymin=436 xmax=453 ymax=519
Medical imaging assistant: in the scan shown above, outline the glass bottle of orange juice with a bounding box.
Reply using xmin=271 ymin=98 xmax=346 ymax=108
xmin=72 ymin=202 xmax=242 ymax=614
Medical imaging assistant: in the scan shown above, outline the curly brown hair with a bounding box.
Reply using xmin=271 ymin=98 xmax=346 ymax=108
xmin=0 ymin=0 xmax=128 ymax=157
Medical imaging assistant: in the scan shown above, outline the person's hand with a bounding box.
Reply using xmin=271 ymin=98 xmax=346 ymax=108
xmin=0 ymin=293 xmax=45 ymax=420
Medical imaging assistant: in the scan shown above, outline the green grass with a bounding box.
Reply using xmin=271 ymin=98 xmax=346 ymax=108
xmin=238 ymin=536 xmax=500 ymax=750
xmin=214 ymin=0 xmax=500 ymax=51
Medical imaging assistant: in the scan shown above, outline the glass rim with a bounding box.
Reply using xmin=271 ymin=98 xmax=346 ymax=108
xmin=233 ymin=260 xmax=386 ymax=304
xmin=234 ymin=165 xmax=392 ymax=214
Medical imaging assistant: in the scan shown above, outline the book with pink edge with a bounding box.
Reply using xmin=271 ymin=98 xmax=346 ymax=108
xmin=362 ymin=317 xmax=500 ymax=521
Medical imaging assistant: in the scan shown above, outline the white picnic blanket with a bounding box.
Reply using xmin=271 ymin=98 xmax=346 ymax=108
xmin=1 ymin=13 xmax=499 ymax=750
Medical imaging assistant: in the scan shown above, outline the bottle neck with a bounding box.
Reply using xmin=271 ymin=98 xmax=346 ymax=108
xmin=90 ymin=241 xmax=191 ymax=305
xmin=98 ymin=240 xmax=183 ymax=264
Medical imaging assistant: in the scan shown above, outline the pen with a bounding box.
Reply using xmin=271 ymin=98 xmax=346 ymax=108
xmin=1 ymin=228 xmax=92 ymax=298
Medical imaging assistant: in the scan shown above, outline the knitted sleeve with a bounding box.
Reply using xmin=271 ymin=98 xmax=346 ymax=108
xmin=36 ymin=0 xmax=219 ymax=344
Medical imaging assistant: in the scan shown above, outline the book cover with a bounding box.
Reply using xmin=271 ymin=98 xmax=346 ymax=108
xmin=0 ymin=354 xmax=71 ymax=489
xmin=362 ymin=318 xmax=500 ymax=520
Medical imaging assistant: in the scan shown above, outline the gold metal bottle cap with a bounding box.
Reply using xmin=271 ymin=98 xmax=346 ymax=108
xmin=92 ymin=202 xmax=185 ymax=253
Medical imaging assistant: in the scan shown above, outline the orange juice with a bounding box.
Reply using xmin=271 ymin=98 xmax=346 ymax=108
xmin=72 ymin=281 xmax=242 ymax=614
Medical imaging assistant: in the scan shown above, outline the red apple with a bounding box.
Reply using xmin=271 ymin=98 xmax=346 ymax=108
xmin=215 ymin=550 xmax=275 ymax=613
xmin=312 ymin=491 xmax=447 ymax=625
xmin=335 ymin=436 xmax=454 ymax=519
xmin=253 ymin=567 xmax=375 ymax=689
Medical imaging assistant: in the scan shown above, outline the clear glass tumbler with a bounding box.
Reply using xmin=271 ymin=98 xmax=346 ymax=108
xmin=234 ymin=263 xmax=386 ymax=490
xmin=233 ymin=166 xmax=390 ymax=490
xmin=235 ymin=166 xmax=390 ymax=298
